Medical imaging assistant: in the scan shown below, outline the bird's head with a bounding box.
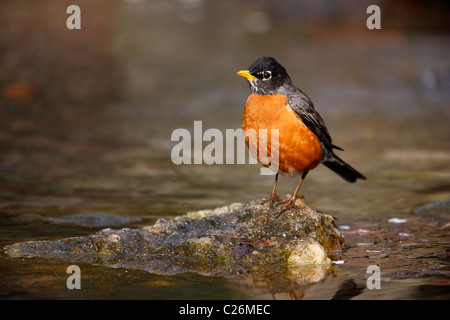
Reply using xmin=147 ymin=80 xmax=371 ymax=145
xmin=236 ymin=56 xmax=292 ymax=95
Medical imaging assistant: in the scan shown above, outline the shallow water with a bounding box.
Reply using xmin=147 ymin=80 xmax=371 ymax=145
xmin=0 ymin=0 xmax=449 ymax=299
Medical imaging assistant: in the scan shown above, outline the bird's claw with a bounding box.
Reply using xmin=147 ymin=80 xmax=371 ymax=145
xmin=276 ymin=194 xmax=304 ymax=213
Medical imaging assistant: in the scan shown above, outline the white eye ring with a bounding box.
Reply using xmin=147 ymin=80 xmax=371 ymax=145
xmin=261 ymin=71 xmax=272 ymax=81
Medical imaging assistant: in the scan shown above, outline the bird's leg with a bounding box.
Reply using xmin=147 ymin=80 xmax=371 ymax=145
xmin=278 ymin=170 xmax=309 ymax=213
xmin=269 ymin=173 xmax=279 ymax=209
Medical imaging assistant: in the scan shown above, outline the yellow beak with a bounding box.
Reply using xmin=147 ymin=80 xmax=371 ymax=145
xmin=236 ymin=70 xmax=257 ymax=80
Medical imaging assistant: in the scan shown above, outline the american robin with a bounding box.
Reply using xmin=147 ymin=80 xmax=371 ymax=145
xmin=237 ymin=56 xmax=366 ymax=212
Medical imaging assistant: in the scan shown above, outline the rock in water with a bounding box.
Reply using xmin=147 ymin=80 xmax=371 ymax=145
xmin=47 ymin=212 xmax=136 ymax=227
xmin=4 ymin=197 xmax=343 ymax=279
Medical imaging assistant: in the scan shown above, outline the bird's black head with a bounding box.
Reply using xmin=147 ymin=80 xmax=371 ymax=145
xmin=237 ymin=56 xmax=292 ymax=95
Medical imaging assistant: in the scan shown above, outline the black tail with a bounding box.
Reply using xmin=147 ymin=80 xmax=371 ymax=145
xmin=323 ymin=152 xmax=366 ymax=183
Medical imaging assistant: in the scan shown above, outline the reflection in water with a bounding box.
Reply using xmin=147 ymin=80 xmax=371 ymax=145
xmin=232 ymin=266 xmax=335 ymax=300
xmin=331 ymin=279 xmax=365 ymax=300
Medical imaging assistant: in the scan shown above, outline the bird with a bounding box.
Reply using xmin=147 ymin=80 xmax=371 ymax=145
xmin=237 ymin=56 xmax=366 ymax=213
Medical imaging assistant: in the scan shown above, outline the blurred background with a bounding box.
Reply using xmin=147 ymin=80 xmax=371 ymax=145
xmin=0 ymin=0 xmax=449 ymax=299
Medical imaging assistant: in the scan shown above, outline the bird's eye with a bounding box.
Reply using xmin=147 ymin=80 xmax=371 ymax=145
xmin=262 ymin=71 xmax=272 ymax=80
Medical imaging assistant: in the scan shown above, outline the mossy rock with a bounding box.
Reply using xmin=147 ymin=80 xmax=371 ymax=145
xmin=4 ymin=197 xmax=343 ymax=279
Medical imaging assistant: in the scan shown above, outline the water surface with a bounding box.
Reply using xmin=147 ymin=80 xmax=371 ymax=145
xmin=0 ymin=0 xmax=449 ymax=299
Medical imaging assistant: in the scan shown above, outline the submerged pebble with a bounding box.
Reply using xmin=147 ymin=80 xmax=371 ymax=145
xmin=47 ymin=212 xmax=137 ymax=227
xmin=388 ymin=217 xmax=407 ymax=224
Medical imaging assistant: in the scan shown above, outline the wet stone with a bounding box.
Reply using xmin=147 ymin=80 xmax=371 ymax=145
xmin=4 ymin=197 xmax=343 ymax=278
xmin=47 ymin=212 xmax=138 ymax=228
xmin=413 ymin=200 xmax=450 ymax=217
xmin=413 ymin=200 xmax=450 ymax=229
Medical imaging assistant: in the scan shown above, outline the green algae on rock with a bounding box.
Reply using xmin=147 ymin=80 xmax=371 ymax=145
xmin=4 ymin=197 xmax=343 ymax=278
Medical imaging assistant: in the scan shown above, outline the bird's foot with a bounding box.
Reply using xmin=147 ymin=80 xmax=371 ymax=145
xmin=267 ymin=195 xmax=280 ymax=210
xmin=277 ymin=194 xmax=304 ymax=213
xmin=277 ymin=194 xmax=304 ymax=204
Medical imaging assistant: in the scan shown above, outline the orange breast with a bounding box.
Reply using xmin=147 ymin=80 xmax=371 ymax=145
xmin=242 ymin=93 xmax=323 ymax=175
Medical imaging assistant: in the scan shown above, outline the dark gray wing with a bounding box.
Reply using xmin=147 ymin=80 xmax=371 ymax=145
xmin=287 ymin=90 xmax=343 ymax=152
xmin=285 ymin=88 xmax=366 ymax=181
